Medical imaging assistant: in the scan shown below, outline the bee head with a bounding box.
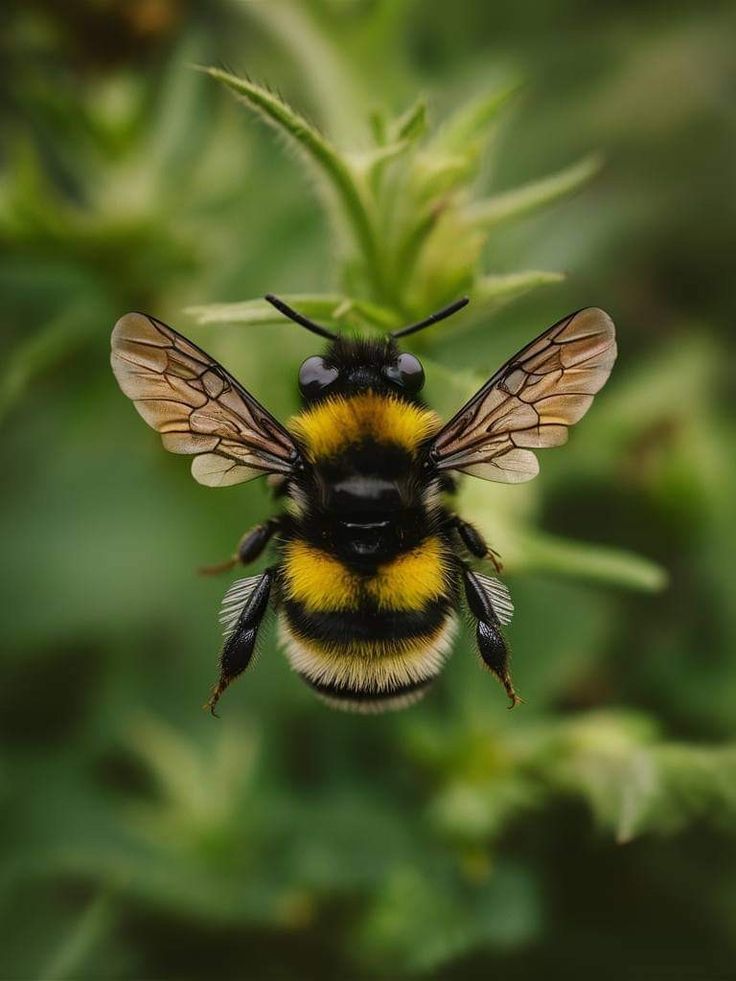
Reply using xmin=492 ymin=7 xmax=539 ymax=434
xmin=264 ymin=294 xmax=468 ymax=403
xmin=297 ymin=336 xmax=425 ymax=402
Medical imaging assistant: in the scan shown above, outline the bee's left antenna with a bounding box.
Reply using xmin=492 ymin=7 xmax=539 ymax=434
xmin=265 ymin=294 xmax=338 ymax=341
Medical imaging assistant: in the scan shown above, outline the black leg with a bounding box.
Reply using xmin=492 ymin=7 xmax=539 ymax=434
xmin=452 ymin=515 xmax=503 ymax=572
xmin=199 ymin=518 xmax=281 ymax=576
xmin=462 ymin=565 xmax=521 ymax=708
xmin=205 ymin=567 xmax=274 ymax=715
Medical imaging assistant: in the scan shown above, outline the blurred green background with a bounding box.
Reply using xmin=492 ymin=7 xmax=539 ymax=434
xmin=2 ymin=1 xmax=735 ymax=978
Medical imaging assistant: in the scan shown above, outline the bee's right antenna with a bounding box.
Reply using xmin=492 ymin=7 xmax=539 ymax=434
xmin=391 ymin=297 xmax=469 ymax=340
xmin=265 ymin=294 xmax=339 ymax=342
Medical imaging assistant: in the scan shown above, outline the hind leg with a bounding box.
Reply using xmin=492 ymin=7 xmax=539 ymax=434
xmin=206 ymin=567 xmax=274 ymax=715
xmin=461 ymin=564 xmax=521 ymax=708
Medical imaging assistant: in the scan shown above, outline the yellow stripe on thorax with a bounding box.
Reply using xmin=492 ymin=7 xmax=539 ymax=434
xmin=289 ymin=393 xmax=440 ymax=461
xmin=282 ymin=537 xmax=448 ymax=613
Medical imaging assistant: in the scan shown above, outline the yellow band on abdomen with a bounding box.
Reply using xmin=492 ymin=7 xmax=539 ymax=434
xmin=282 ymin=537 xmax=450 ymax=613
xmin=371 ymin=537 xmax=448 ymax=610
xmin=282 ymin=540 xmax=359 ymax=612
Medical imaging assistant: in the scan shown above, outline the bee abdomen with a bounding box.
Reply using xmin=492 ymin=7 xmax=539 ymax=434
xmin=277 ymin=604 xmax=457 ymax=713
xmin=277 ymin=533 xmax=458 ymax=712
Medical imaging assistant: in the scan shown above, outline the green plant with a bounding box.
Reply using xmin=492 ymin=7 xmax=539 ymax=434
xmin=190 ymin=65 xmax=664 ymax=593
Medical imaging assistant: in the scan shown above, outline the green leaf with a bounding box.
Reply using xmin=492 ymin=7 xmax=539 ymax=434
xmin=468 ymin=153 xmax=603 ymax=230
xmin=187 ymin=294 xmax=346 ymax=327
xmin=123 ymin=717 xmax=259 ymax=854
xmin=475 ymin=270 xmax=565 ymax=306
xmin=408 ymin=84 xmax=519 ymax=207
xmin=545 ymin=715 xmax=736 ymax=842
xmin=368 ymin=107 xmax=388 ymax=145
xmin=410 ymin=152 xmax=477 ymax=200
xmin=391 ymin=98 xmax=428 ymax=142
xmin=203 ymin=68 xmax=384 ymax=293
xmin=455 ymin=478 xmax=664 ymax=591
xmin=519 ymin=530 xmax=668 ymax=592
xmin=350 ymin=140 xmax=412 ymax=186
xmin=637 ymin=744 xmax=736 ymax=839
xmin=429 ymin=776 xmax=542 ymax=843
xmin=389 ymin=205 xmax=446 ymax=298
xmin=186 ymin=294 xmax=397 ymax=330
xmin=430 ymin=81 xmax=520 ymax=156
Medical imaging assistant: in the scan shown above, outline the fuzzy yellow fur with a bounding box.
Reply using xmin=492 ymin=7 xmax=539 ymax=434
xmin=282 ymin=540 xmax=359 ymax=612
xmin=371 ymin=537 xmax=447 ymax=609
xmin=289 ymin=392 xmax=441 ymax=461
xmin=282 ymin=538 xmax=448 ymax=613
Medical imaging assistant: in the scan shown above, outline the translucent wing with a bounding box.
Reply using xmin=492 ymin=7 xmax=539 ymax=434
xmin=111 ymin=312 xmax=300 ymax=487
xmin=428 ymin=307 xmax=616 ymax=482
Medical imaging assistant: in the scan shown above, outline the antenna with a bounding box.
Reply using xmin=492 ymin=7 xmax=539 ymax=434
xmin=265 ymin=294 xmax=338 ymax=341
xmin=390 ymin=297 xmax=469 ymax=339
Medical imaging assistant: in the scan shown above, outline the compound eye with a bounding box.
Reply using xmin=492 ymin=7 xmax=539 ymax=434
xmin=298 ymin=356 xmax=339 ymax=398
xmin=384 ymin=352 xmax=425 ymax=392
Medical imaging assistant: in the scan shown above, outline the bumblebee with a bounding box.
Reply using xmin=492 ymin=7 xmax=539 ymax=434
xmin=111 ymin=296 xmax=616 ymax=713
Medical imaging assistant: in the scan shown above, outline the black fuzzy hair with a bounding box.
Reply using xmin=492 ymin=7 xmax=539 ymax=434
xmin=323 ymin=334 xmax=399 ymax=371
